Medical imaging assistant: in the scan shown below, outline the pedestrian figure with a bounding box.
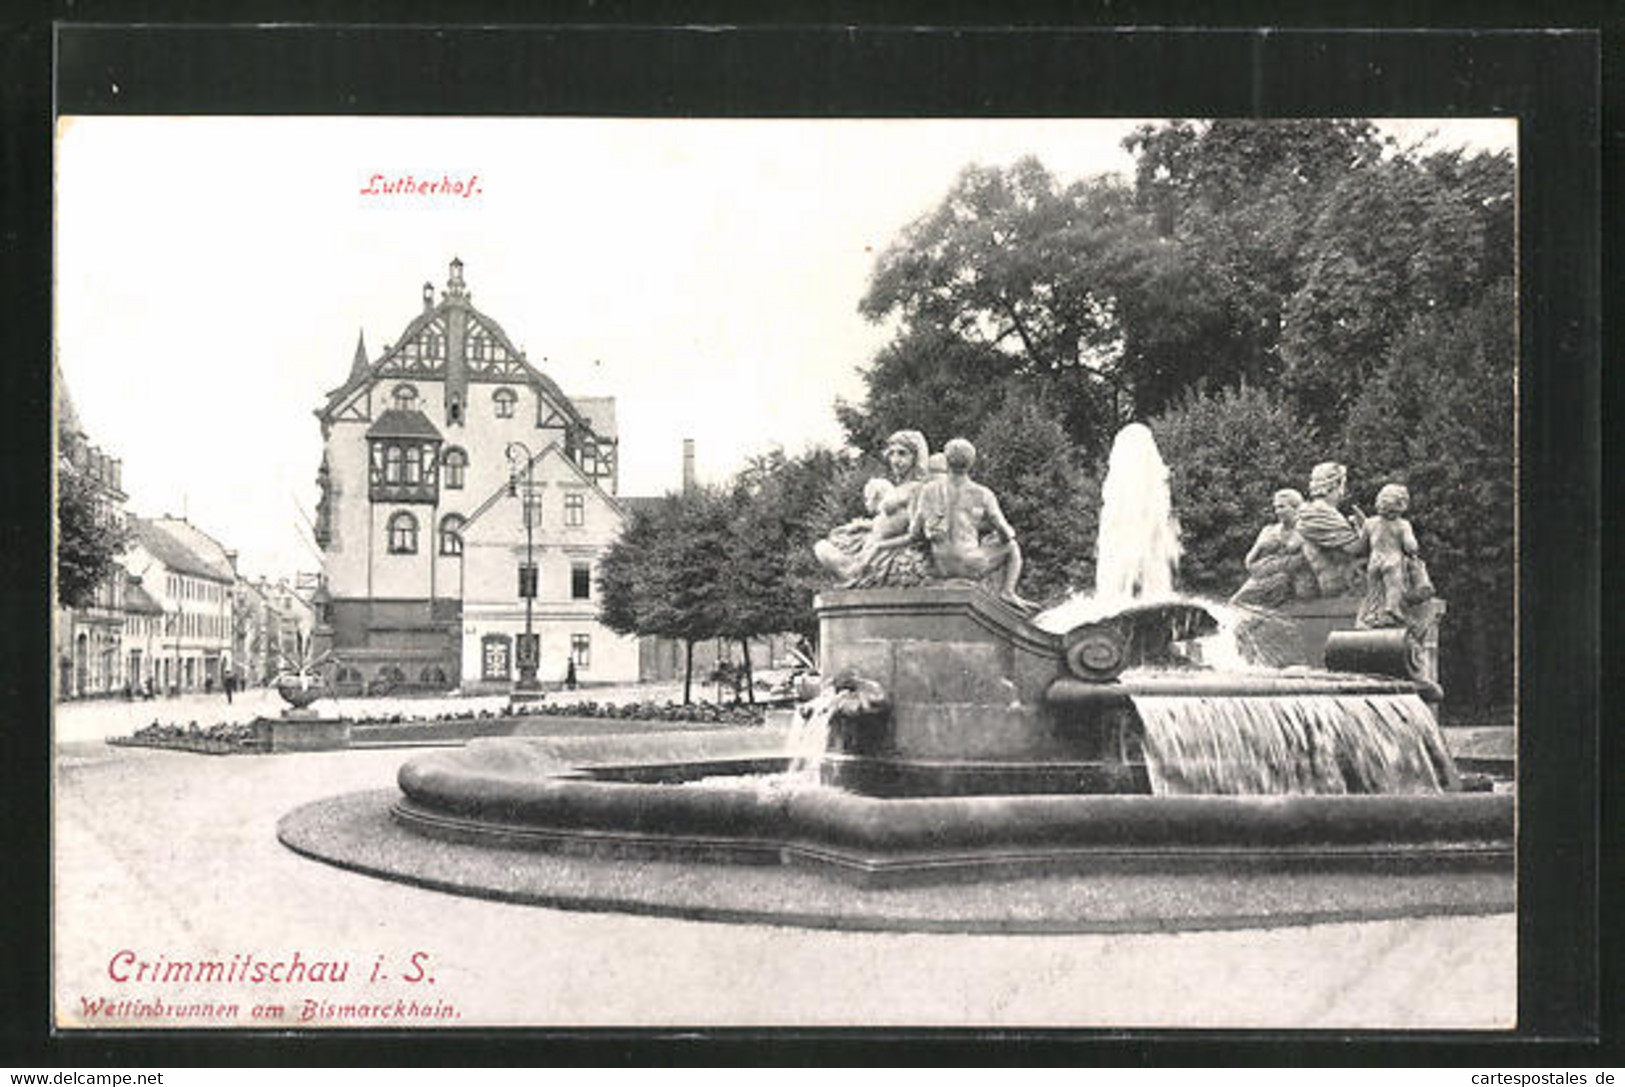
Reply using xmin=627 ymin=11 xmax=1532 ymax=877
xmin=565 ymin=657 xmax=578 ymax=691
xmin=224 ymin=672 xmax=234 ymax=704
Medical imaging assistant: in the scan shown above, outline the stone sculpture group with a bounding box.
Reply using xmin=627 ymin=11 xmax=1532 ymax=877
xmin=813 ymin=429 xmax=1033 ymax=609
xmin=814 ymin=429 xmax=1434 ymax=640
xmin=1230 ymin=460 xmax=1435 ymax=633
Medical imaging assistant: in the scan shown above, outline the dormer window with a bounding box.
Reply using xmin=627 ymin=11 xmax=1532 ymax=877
xmin=392 ymin=384 xmax=419 ymax=410
xmin=493 ymin=387 xmax=517 ymax=419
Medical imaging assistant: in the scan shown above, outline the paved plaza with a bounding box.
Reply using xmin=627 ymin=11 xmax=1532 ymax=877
xmin=53 ymin=696 xmax=1515 ymax=1030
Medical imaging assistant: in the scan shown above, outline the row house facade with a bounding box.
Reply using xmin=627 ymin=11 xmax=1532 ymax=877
xmin=55 ymin=363 xmax=129 ymax=698
xmin=58 ymin=362 xmax=271 ymax=699
xmin=122 ymin=517 xmax=238 ymax=693
xmin=312 ymin=259 xmax=639 ymax=691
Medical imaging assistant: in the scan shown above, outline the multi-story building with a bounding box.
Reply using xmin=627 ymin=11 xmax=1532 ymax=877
xmin=231 ymin=575 xmax=318 ymax=685
xmin=120 ymin=573 xmax=164 ymax=694
xmin=312 ymin=259 xmax=638 ymax=691
xmin=55 ymin=362 xmax=129 ymax=698
xmin=123 ymin=517 xmax=237 ymax=693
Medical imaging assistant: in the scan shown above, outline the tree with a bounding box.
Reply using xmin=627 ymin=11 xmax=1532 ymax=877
xmin=1279 ymin=149 xmax=1515 ymax=429
xmin=835 ymin=327 xmax=1014 ymax=456
xmin=853 ymin=160 xmax=1149 ymax=457
xmin=967 ymin=392 xmax=1100 ymax=603
xmin=726 ymin=447 xmax=853 ymax=653
xmin=1147 ymin=384 xmax=1321 ymax=598
xmin=56 ymin=467 xmax=128 ymax=607
xmin=1122 ymin=121 xmax=1376 ymax=402
xmin=598 ymin=490 xmax=732 ymax=704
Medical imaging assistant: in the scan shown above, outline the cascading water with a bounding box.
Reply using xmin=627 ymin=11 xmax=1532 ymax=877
xmin=1132 ymin=692 xmax=1459 ymax=796
xmin=786 ymin=690 xmax=838 ymax=778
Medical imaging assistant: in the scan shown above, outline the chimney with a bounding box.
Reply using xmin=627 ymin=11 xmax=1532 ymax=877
xmin=225 ymin=549 xmax=239 ymax=576
xmin=682 ymin=438 xmax=696 ymax=496
xmin=422 ymin=282 xmax=435 ymax=311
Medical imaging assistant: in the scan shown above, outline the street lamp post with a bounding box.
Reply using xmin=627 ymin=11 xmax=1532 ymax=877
xmin=505 ymin=441 xmax=542 ymax=696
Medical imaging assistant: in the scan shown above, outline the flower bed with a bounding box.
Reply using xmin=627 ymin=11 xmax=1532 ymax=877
xmin=108 ymin=721 xmax=267 ymax=755
xmin=107 ymin=699 xmax=780 ymax=754
xmin=521 ymin=700 xmax=772 ymax=726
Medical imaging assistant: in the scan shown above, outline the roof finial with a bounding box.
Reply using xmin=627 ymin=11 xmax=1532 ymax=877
xmin=349 ymin=329 xmax=369 ymax=381
xmin=446 ymin=256 xmax=468 ymax=300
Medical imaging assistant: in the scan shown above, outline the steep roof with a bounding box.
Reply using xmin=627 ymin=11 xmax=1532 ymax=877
xmin=123 ymin=577 xmax=164 ymax=615
xmin=573 ymin=397 xmax=618 ymax=441
xmin=132 ymin=517 xmax=236 ymax=583
xmin=318 ymin=262 xmax=614 ymax=451
xmin=55 ymin=359 xmax=83 ymax=440
xmin=366 ymin=408 xmax=443 ymax=441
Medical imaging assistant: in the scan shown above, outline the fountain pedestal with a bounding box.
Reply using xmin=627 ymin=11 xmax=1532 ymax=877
xmin=257 ymin=676 xmax=349 ymax=752
xmin=1276 ymin=596 xmax=1445 ymax=682
xmin=255 ymin=711 xmax=351 ymax=752
xmin=816 ymin=585 xmax=1142 ymax=797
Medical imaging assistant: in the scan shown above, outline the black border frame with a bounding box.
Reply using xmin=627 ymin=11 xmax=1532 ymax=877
xmin=3 ymin=9 xmax=1610 ymax=1068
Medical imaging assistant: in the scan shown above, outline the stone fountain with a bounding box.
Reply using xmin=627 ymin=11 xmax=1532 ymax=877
xmin=384 ymin=425 xmax=1509 ymax=887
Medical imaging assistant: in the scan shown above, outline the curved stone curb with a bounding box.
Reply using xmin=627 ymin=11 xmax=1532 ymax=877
xmin=279 ymin=789 xmax=1515 ymax=935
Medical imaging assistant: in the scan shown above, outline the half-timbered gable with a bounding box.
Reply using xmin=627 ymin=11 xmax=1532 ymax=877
xmin=310 ymin=259 xmax=636 ymax=691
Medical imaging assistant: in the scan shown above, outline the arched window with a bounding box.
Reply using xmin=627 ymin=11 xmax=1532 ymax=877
xmin=439 ymin=513 xmax=465 ymax=556
xmin=442 ymin=447 xmax=467 ymax=489
xmin=384 ymin=445 xmax=402 ymax=483
xmin=403 ymin=444 xmax=422 ymax=484
xmin=392 ymin=384 xmax=419 ymax=410
xmin=493 ymin=387 xmax=517 ymax=419
xmin=387 ymin=511 xmax=418 ymax=554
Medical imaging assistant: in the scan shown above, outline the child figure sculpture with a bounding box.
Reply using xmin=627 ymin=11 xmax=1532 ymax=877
xmin=1357 ymin=483 xmax=1426 ymax=629
xmin=812 ymin=477 xmax=895 ymax=583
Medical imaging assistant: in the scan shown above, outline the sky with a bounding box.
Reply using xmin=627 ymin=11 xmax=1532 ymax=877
xmin=55 ymin=116 xmax=1514 ymax=580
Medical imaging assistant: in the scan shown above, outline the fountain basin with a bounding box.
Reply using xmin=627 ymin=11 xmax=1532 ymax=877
xmin=393 ymin=727 xmax=1511 ymax=886
xmin=387 ymin=586 xmax=1493 ymax=887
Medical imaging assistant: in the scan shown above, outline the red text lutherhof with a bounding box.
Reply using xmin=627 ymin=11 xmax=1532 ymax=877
xmin=360 ymin=173 xmax=483 ymax=199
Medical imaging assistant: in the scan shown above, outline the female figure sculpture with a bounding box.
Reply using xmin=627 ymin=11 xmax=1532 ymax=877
xmin=1294 ymin=462 xmax=1369 ymax=598
xmin=814 ymin=429 xmax=934 ymax=588
xmin=1229 ymin=489 xmax=1314 ymax=608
